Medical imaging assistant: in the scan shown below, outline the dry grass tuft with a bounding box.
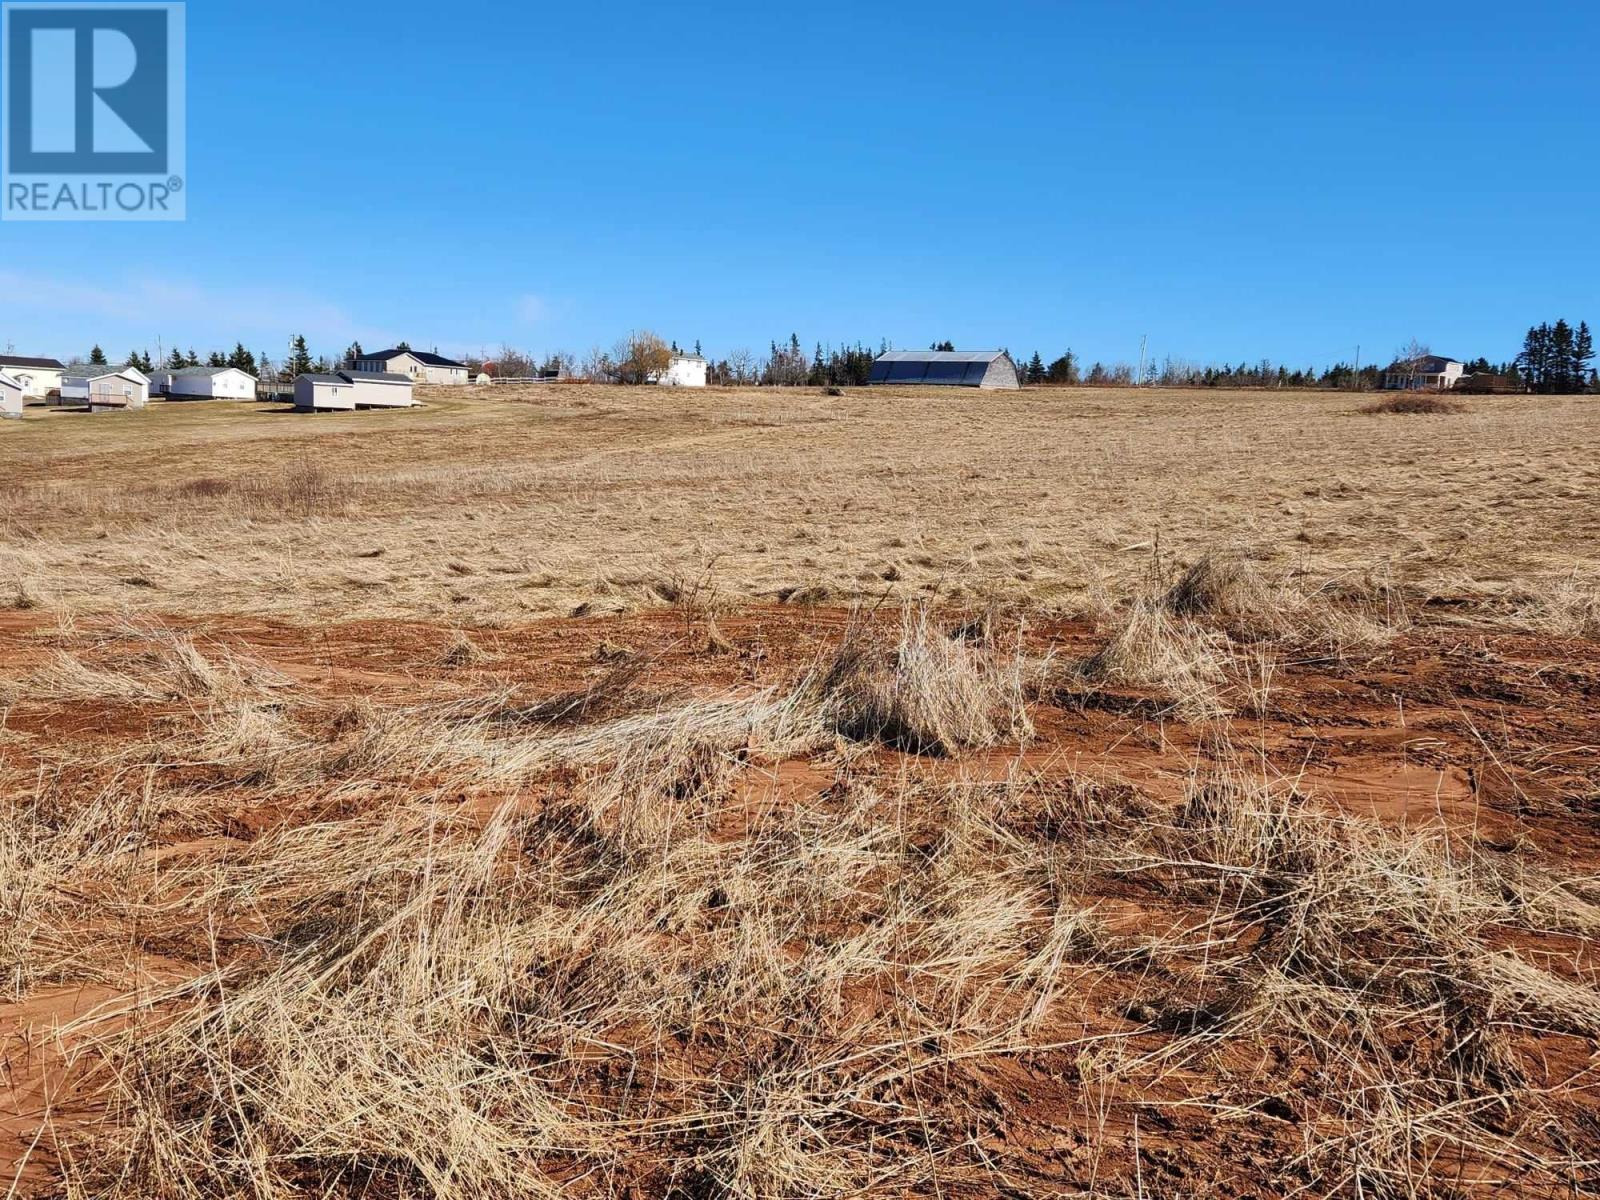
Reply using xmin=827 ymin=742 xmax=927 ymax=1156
xmin=1508 ymin=572 xmax=1600 ymax=639
xmin=8 ymin=578 xmax=44 ymax=610
xmin=1361 ymin=394 xmax=1463 ymax=415
xmin=1076 ymin=596 xmax=1230 ymax=720
xmin=438 ymin=629 xmax=486 ymax=668
xmin=813 ymin=605 xmax=1034 ymax=754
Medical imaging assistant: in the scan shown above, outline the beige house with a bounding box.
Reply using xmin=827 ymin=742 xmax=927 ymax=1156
xmin=352 ymin=348 xmax=469 ymax=385
xmin=0 ymin=355 xmax=65 ymax=399
xmin=62 ymin=366 xmax=150 ymax=410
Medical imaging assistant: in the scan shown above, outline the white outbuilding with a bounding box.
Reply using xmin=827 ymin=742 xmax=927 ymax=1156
xmin=152 ymin=366 xmax=259 ymax=399
xmin=0 ymin=355 xmax=65 ymax=399
xmin=61 ymin=366 xmax=150 ymax=410
xmin=294 ymin=371 xmax=415 ymax=411
xmin=652 ymin=353 xmax=708 ymax=387
xmin=0 ymin=372 xmax=23 ymax=419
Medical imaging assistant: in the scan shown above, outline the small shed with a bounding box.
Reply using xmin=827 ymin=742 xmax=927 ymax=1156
xmin=294 ymin=374 xmax=356 ymax=411
xmin=61 ymin=366 xmax=150 ymax=410
xmin=153 ymin=366 xmax=259 ymax=399
xmin=0 ymin=371 xmax=23 ymax=419
xmin=294 ymin=371 xmax=415 ymax=411
xmin=868 ymin=350 xmax=1020 ymax=390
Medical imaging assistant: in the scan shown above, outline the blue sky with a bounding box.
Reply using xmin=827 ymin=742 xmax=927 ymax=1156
xmin=3 ymin=0 xmax=1596 ymax=369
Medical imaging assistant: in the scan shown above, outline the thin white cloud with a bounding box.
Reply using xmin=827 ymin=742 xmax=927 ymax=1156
xmin=0 ymin=269 xmax=389 ymax=357
xmin=515 ymin=293 xmax=551 ymax=324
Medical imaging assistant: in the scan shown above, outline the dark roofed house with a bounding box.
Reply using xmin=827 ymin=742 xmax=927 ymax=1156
xmin=867 ymin=350 xmax=1020 ymax=390
xmin=0 ymin=355 xmax=66 ymax=398
xmin=353 ymin=348 xmax=470 ymax=385
xmin=1383 ymin=355 xmax=1465 ymax=391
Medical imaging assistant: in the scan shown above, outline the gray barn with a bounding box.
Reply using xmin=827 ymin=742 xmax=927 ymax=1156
xmin=868 ymin=350 xmax=1020 ymax=390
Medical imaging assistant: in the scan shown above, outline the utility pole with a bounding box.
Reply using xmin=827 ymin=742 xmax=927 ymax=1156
xmin=1137 ymin=335 xmax=1148 ymax=387
xmin=1353 ymin=343 xmax=1361 ymax=391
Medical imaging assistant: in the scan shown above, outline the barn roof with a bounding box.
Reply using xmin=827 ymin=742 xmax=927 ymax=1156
xmin=0 ymin=354 xmax=65 ymax=370
xmin=340 ymin=370 xmax=411 ymax=384
xmin=867 ymin=349 xmax=1019 ymax=388
xmin=298 ymin=374 xmax=347 ymax=385
xmin=875 ymin=350 xmax=1011 ymax=364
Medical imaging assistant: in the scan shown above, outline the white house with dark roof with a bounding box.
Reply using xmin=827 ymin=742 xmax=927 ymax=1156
xmin=294 ymin=370 xmax=415 ymax=411
xmin=0 ymin=372 xmax=23 ymax=418
xmin=1383 ymin=355 xmax=1466 ymax=391
xmin=61 ymin=365 xmax=150 ymax=410
xmin=151 ymin=366 xmax=259 ymax=399
xmin=352 ymin=348 xmax=469 ymax=385
xmin=0 ymin=355 xmax=65 ymax=399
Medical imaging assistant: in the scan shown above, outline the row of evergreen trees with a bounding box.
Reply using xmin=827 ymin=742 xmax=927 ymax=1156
xmin=1517 ymin=319 xmax=1594 ymax=393
xmin=87 ymin=334 xmax=324 ymax=381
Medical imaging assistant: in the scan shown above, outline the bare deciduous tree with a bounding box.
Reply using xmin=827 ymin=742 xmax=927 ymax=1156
xmin=492 ymin=345 xmax=539 ymax=379
xmin=1392 ymin=339 xmax=1432 ymax=389
xmin=726 ymin=348 xmax=756 ymax=386
xmin=576 ymin=347 xmax=611 ymax=382
xmin=612 ymin=330 xmax=672 ymax=385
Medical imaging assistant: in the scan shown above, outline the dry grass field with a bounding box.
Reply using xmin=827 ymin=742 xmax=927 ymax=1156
xmin=2 ymin=385 xmax=1599 ymax=1198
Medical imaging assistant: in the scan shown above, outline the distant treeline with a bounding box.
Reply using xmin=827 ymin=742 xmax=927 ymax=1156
xmin=77 ymin=317 xmax=1597 ymax=393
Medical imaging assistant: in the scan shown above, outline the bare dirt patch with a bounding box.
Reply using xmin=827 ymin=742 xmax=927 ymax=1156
xmin=3 ymin=589 xmax=1597 ymax=1198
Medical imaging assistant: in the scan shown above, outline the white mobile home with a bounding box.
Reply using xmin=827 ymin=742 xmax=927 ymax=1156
xmin=352 ymin=348 xmax=470 ymax=385
xmin=152 ymin=366 xmax=259 ymax=399
xmin=61 ymin=366 xmax=150 ymax=410
xmin=294 ymin=370 xmax=415 ymax=411
xmin=294 ymin=374 xmax=356 ymax=411
xmin=0 ymin=355 xmax=65 ymax=399
xmin=0 ymin=372 xmax=23 ymax=419
xmin=651 ymin=354 xmax=708 ymax=387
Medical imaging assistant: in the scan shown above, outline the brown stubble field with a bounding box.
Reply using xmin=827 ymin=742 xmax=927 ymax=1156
xmin=2 ymin=384 xmax=1599 ymax=1198
xmin=3 ymin=384 xmax=1598 ymax=624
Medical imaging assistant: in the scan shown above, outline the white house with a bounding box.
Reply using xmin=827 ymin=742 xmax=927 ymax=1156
xmin=351 ymin=348 xmax=469 ymax=385
xmin=0 ymin=372 xmax=23 ymax=419
xmin=652 ymin=353 xmax=708 ymax=388
xmin=1383 ymin=355 xmax=1466 ymax=391
xmin=61 ymin=366 xmax=150 ymax=410
xmin=152 ymin=366 xmax=259 ymax=399
xmin=0 ymin=355 xmax=65 ymax=399
xmin=294 ymin=371 xmax=415 ymax=411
